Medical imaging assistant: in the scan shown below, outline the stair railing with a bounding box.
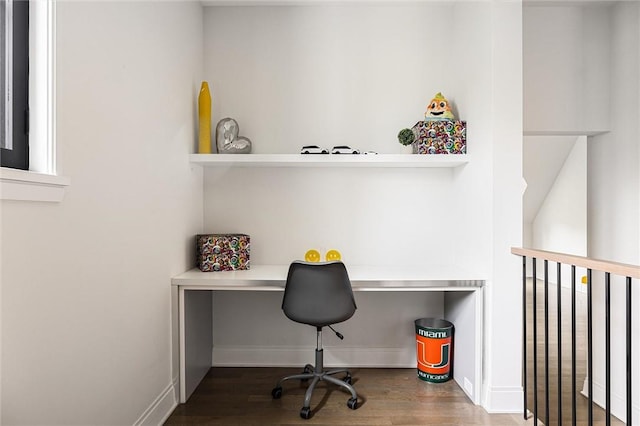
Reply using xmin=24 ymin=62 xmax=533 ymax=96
xmin=511 ymin=247 xmax=639 ymax=426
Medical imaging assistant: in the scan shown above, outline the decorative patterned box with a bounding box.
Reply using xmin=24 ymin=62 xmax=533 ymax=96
xmin=412 ymin=120 xmax=466 ymax=154
xmin=196 ymin=234 xmax=250 ymax=272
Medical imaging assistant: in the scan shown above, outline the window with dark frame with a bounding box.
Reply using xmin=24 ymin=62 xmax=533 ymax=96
xmin=1 ymin=0 xmax=29 ymax=170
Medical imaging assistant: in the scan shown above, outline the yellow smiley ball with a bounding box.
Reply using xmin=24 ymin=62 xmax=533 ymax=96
xmin=325 ymin=249 xmax=341 ymax=261
xmin=305 ymin=249 xmax=321 ymax=262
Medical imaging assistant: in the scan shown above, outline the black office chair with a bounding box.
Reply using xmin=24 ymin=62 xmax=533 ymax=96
xmin=271 ymin=261 xmax=359 ymax=419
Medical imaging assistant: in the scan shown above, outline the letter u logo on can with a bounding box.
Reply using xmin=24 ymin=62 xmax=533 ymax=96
xmin=416 ymin=335 xmax=451 ymax=374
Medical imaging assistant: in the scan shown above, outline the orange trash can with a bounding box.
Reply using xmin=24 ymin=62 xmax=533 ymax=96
xmin=414 ymin=318 xmax=454 ymax=383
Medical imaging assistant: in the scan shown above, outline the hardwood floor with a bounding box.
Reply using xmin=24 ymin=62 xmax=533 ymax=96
xmin=165 ymin=367 xmax=528 ymax=425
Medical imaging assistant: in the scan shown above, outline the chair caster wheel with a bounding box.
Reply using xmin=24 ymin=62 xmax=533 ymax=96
xmin=347 ymin=397 xmax=358 ymax=410
xmin=300 ymin=406 xmax=312 ymax=419
xmin=343 ymin=374 xmax=352 ymax=385
xmin=271 ymin=387 xmax=282 ymax=399
xmin=302 ymin=364 xmax=313 ymax=383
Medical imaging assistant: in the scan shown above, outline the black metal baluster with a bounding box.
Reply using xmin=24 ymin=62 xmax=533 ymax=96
xmin=605 ymin=272 xmax=611 ymax=426
xmin=522 ymin=255 xmax=528 ymax=420
xmin=533 ymin=258 xmax=538 ymax=423
xmin=544 ymin=260 xmax=550 ymax=426
xmin=587 ymin=268 xmax=593 ymax=426
xmin=571 ymin=265 xmax=577 ymax=426
xmin=513 ymin=253 xmax=636 ymax=426
xmin=557 ymin=262 xmax=563 ymax=425
xmin=626 ymin=276 xmax=632 ymax=426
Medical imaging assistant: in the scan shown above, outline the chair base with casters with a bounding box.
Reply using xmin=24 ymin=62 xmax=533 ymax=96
xmin=271 ymin=328 xmax=358 ymax=420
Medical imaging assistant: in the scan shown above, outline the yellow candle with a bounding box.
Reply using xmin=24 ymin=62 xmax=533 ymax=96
xmin=198 ymin=81 xmax=212 ymax=154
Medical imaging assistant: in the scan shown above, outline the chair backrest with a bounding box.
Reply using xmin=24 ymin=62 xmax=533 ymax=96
xmin=282 ymin=261 xmax=356 ymax=328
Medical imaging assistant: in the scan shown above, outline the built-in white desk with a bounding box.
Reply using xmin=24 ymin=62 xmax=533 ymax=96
xmin=172 ymin=265 xmax=484 ymax=404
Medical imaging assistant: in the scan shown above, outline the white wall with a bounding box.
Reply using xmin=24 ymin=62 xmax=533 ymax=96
xmin=485 ymin=1 xmax=523 ymax=412
xmin=522 ymin=134 xmax=580 ymax=278
xmin=523 ymin=4 xmax=610 ymax=133
xmin=523 ymin=135 xmax=579 ymax=224
xmin=202 ymin=5 xmax=494 ymax=269
xmin=205 ymin=4 xmax=467 ymax=155
xmin=203 ymin=2 xmax=500 ymax=276
xmin=1 ymin=2 xmax=203 ymax=425
xmin=532 ymin=137 xmax=587 ymax=287
xmin=587 ymin=2 xmax=640 ymax=422
xmin=202 ymin=2 xmax=522 ymax=412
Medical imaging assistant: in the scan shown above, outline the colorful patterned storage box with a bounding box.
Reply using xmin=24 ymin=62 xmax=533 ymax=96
xmin=412 ymin=120 xmax=466 ymax=154
xmin=196 ymin=234 xmax=250 ymax=272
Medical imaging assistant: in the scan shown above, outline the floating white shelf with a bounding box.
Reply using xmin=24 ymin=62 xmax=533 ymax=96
xmin=523 ymin=130 xmax=609 ymax=137
xmin=202 ymin=0 xmax=387 ymax=5
xmin=189 ymin=153 xmax=468 ymax=168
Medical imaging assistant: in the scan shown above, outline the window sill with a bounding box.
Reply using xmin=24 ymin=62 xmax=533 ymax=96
xmin=0 ymin=168 xmax=70 ymax=202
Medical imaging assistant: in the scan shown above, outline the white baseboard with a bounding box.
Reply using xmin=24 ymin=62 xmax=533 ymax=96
xmin=581 ymin=377 xmax=639 ymax=424
xmin=133 ymin=377 xmax=178 ymax=426
xmin=483 ymin=385 xmax=523 ymax=413
xmin=212 ymin=345 xmax=416 ymax=368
